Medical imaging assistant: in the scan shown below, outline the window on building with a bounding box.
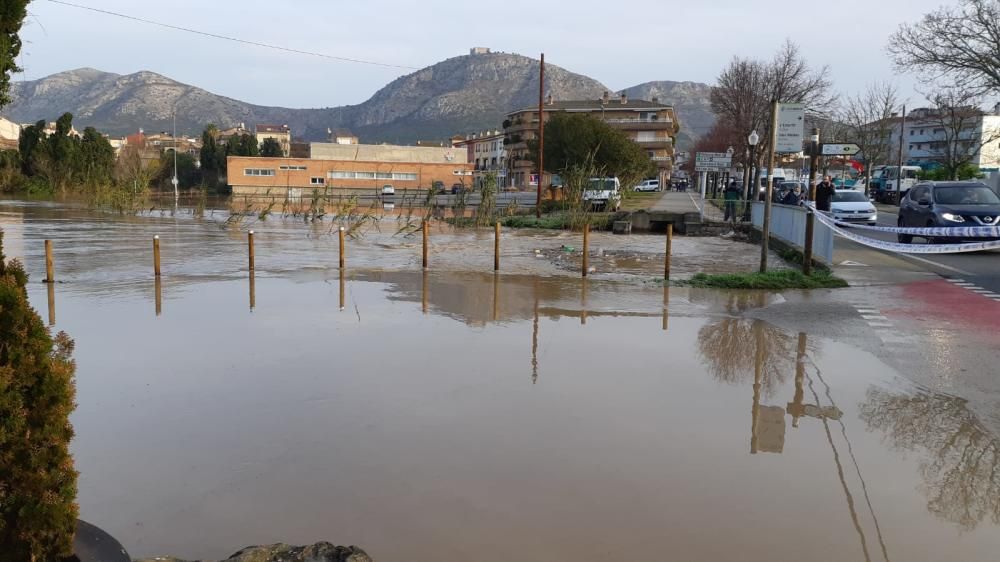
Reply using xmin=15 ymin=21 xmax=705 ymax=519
xmin=910 ymin=130 xmax=915 ymax=136
xmin=279 ymin=165 xmax=307 ymax=171
xmin=329 ymin=171 xmax=354 ymax=179
xmin=354 ymin=171 xmax=375 ymax=179
xmin=244 ymin=168 xmax=275 ymax=176
xmin=375 ymin=172 xmax=393 ymax=180
xmin=392 ymin=172 xmax=418 ymax=181
xmin=310 ymin=177 xmax=325 ymax=185
xmin=909 ymin=144 xmax=914 ymax=150
xmin=637 ymin=131 xmax=657 ymax=142
xmin=920 ymin=129 xmax=925 ymax=135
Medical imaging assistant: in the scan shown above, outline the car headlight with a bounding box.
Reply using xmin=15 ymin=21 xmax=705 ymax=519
xmin=941 ymin=212 xmax=965 ymax=223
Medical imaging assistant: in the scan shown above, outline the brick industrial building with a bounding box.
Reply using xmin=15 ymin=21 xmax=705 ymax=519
xmin=227 ymin=143 xmax=472 ymax=196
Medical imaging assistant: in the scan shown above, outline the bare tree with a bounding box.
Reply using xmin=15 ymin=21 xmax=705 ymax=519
xmin=840 ymin=82 xmax=901 ymax=194
xmin=916 ymin=87 xmax=1000 ymax=180
xmin=116 ymin=144 xmax=161 ymax=193
xmin=888 ymin=0 xmax=1000 ymax=95
xmin=711 ymin=40 xmax=835 ymax=198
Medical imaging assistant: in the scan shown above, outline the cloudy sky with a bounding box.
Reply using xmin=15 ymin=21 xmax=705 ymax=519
xmin=17 ymin=0 xmax=945 ymax=108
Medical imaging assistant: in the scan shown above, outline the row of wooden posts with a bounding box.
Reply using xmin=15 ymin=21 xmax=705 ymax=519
xmin=41 ymin=221 xmax=675 ymax=282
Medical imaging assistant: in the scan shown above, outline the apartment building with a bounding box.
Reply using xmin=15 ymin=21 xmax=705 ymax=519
xmin=452 ymin=130 xmax=506 ymax=188
xmin=503 ymin=92 xmax=679 ymax=190
xmin=255 ymin=124 xmax=291 ymax=157
xmin=227 ymin=142 xmax=472 ymax=196
xmin=902 ymin=107 xmax=1000 ymax=172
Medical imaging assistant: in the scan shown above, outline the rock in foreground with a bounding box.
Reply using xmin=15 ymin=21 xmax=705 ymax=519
xmin=134 ymin=542 xmax=373 ymax=562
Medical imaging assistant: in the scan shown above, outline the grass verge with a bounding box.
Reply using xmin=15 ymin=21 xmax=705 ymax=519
xmin=684 ymin=270 xmax=848 ymax=290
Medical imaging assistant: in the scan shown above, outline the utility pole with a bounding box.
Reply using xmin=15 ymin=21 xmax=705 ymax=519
xmin=536 ymin=53 xmax=545 ymax=219
xmin=896 ymin=104 xmax=906 ymax=205
xmin=760 ymin=100 xmax=779 ymax=273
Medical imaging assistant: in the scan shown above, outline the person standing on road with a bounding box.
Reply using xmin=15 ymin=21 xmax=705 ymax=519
xmin=815 ymin=176 xmax=835 ymax=211
xmin=723 ymin=180 xmax=741 ymax=221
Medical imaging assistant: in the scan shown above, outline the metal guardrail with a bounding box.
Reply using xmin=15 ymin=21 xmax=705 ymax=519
xmin=751 ymin=202 xmax=834 ymax=264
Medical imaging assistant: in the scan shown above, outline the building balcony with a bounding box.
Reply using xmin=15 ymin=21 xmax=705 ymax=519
xmin=636 ymin=139 xmax=673 ymax=149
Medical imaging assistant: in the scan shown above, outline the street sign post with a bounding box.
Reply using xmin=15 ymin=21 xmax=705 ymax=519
xmin=695 ymin=152 xmax=732 ymax=172
xmin=821 ymin=143 xmax=862 ymax=156
xmin=775 ymin=103 xmax=805 ymax=153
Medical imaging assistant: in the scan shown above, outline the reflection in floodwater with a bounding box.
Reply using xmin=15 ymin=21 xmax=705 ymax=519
xmin=662 ymin=285 xmax=669 ymax=331
xmin=702 ymin=315 xmax=889 ymax=561
xmin=861 ymin=388 xmax=1000 ymax=531
xmin=250 ymin=273 xmax=257 ymax=311
xmin=47 ymin=281 xmax=56 ymax=326
xmin=532 ymin=277 xmax=539 ymax=384
xmin=154 ymin=277 xmax=162 ymax=317
xmin=698 ymin=296 xmax=800 ymax=398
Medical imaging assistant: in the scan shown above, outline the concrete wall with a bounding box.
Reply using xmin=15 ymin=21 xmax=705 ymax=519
xmin=310 ymin=143 xmax=468 ymax=164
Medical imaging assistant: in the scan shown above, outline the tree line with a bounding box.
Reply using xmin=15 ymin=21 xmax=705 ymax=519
xmin=0 ymin=114 xmax=284 ymax=194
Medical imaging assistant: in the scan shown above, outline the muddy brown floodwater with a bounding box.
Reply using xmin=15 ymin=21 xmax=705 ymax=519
xmin=3 ymin=198 xmax=1000 ymax=562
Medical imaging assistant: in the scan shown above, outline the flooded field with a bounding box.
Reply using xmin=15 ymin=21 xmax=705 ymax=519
xmin=3 ymin=198 xmax=1000 ymax=561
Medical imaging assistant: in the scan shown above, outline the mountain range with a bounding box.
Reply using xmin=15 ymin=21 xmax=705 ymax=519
xmin=3 ymin=52 xmax=713 ymax=148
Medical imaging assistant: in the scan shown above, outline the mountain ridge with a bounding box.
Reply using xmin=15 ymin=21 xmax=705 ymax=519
xmin=4 ymin=54 xmax=713 ymax=146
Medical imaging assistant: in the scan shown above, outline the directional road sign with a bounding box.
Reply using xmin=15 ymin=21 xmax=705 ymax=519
xmin=695 ymin=152 xmax=732 ymax=172
xmin=821 ymin=143 xmax=861 ymax=156
xmin=775 ymin=103 xmax=805 ymax=153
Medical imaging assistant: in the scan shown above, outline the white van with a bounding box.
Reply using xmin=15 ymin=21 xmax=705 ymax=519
xmin=583 ymin=177 xmax=622 ymax=211
xmin=634 ymin=179 xmax=661 ymax=192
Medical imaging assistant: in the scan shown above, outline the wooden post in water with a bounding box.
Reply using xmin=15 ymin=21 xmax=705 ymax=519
xmin=803 ymin=211 xmax=815 ymax=276
xmin=153 ymin=235 xmax=161 ymax=277
xmin=339 ymin=226 xmax=346 ymax=269
xmin=494 ymin=221 xmax=501 ymax=271
xmin=422 ymin=220 xmax=429 ymax=269
xmin=248 ymin=230 xmax=255 ymax=272
xmin=664 ymin=223 xmax=673 ymax=280
xmin=581 ymin=224 xmax=590 ymax=277
xmin=44 ymin=240 xmax=55 ymax=283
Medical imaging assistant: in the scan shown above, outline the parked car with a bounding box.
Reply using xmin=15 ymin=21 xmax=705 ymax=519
xmin=432 ymin=181 xmax=446 ymax=193
xmin=381 ymin=184 xmax=395 ymax=196
xmin=583 ymin=177 xmax=622 ymax=211
xmin=897 ymin=181 xmax=1000 ymax=243
xmin=451 ymin=183 xmax=468 ymax=194
xmin=634 ymin=179 xmax=661 ymax=192
xmin=830 ymin=189 xmax=877 ymax=226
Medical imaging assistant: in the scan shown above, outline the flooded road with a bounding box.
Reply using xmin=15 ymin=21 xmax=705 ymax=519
xmin=3 ymin=198 xmax=1000 ymax=561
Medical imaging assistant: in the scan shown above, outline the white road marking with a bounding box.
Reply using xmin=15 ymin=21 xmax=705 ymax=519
xmin=862 ymin=315 xmax=889 ymax=321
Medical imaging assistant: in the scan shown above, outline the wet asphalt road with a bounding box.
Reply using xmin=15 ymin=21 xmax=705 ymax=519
xmin=857 ymin=205 xmax=1000 ymax=294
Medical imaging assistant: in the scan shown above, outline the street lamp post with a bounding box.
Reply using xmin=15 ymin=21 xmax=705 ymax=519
xmin=745 ymin=130 xmax=760 ymax=213
xmin=172 ymin=111 xmax=179 ymax=205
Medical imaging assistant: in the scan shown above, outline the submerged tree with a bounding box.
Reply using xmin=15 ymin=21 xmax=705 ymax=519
xmin=0 ymin=230 xmax=80 ymax=560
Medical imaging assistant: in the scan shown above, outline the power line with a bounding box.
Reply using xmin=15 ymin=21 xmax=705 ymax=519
xmin=45 ymin=0 xmax=418 ymax=71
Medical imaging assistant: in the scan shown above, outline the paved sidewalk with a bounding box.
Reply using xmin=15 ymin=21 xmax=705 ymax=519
xmin=650 ymin=191 xmax=701 ymax=213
